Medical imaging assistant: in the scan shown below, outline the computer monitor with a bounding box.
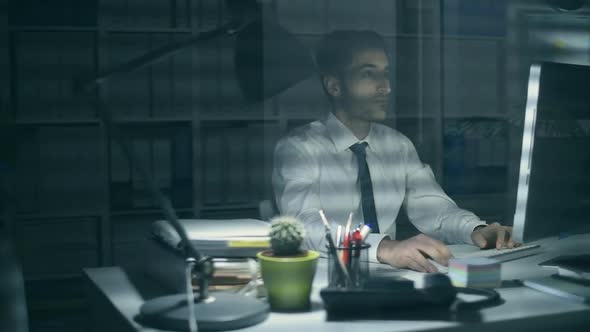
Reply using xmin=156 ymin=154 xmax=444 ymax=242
xmin=513 ymin=61 xmax=590 ymax=243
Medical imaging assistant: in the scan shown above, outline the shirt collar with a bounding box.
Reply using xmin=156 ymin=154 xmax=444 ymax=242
xmin=325 ymin=112 xmax=376 ymax=152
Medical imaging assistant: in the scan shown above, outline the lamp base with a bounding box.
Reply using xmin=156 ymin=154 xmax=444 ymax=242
xmin=138 ymin=292 xmax=269 ymax=331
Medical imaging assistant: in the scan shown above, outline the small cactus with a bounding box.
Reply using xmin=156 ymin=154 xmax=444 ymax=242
xmin=269 ymin=216 xmax=306 ymax=256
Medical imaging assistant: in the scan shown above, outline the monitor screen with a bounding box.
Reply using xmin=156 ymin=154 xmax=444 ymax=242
xmin=514 ymin=61 xmax=590 ymax=242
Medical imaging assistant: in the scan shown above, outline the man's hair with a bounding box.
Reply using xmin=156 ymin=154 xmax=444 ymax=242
xmin=315 ymin=30 xmax=388 ymax=78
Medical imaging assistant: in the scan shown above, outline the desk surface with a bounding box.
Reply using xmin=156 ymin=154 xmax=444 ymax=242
xmin=84 ymin=234 xmax=590 ymax=332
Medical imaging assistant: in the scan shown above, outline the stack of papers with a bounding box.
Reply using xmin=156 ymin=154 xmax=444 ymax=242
xmin=151 ymin=219 xmax=271 ymax=257
xmin=145 ymin=238 xmax=260 ymax=293
xmin=448 ymin=257 xmax=501 ymax=288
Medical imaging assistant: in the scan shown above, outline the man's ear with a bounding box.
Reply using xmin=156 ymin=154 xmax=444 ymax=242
xmin=323 ymin=75 xmax=341 ymax=98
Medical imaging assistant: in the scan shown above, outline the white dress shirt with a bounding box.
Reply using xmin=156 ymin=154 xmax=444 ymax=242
xmin=272 ymin=112 xmax=487 ymax=262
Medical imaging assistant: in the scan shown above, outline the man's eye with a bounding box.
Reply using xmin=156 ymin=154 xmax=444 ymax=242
xmin=360 ymin=71 xmax=373 ymax=78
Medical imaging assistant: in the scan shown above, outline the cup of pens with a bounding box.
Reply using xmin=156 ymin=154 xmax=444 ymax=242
xmin=327 ymin=242 xmax=370 ymax=288
xmin=318 ymin=210 xmax=372 ymax=289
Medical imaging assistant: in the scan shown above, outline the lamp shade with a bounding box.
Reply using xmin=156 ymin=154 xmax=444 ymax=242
xmin=234 ymin=18 xmax=316 ymax=104
xmin=548 ymin=0 xmax=585 ymax=11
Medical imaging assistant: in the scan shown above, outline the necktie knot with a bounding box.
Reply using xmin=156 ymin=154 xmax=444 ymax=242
xmin=349 ymin=142 xmax=368 ymax=157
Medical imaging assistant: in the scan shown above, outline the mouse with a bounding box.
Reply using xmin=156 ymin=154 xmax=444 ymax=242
xmin=421 ymin=273 xmax=457 ymax=305
xmin=423 ymin=273 xmax=453 ymax=289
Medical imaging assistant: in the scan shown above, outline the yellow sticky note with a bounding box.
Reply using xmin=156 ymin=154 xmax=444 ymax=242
xmin=228 ymin=240 xmax=270 ymax=248
xmin=553 ymin=39 xmax=567 ymax=49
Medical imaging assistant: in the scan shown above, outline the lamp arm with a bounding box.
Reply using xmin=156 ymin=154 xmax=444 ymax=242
xmin=77 ymin=21 xmax=242 ymax=93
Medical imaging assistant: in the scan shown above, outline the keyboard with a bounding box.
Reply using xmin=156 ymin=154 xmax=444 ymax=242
xmin=428 ymin=244 xmax=542 ymax=274
xmin=458 ymin=244 xmax=541 ymax=260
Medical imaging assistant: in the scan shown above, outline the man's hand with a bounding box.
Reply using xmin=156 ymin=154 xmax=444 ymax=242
xmin=376 ymin=234 xmax=453 ymax=273
xmin=471 ymin=222 xmax=521 ymax=249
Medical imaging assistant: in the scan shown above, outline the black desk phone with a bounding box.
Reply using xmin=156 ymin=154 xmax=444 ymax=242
xmin=320 ymin=273 xmax=500 ymax=320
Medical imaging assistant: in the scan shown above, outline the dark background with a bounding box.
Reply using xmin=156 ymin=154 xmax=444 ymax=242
xmin=1 ymin=0 xmax=588 ymax=331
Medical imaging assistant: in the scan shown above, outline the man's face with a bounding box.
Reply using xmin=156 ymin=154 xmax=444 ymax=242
xmin=336 ymin=48 xmax=391 ymax=122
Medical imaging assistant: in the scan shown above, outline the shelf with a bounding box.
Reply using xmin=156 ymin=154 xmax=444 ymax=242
xmin=293 ymin=32 xmax=504 ymax=41
xmin=200 ymin=203 xmax=260 ymax=212
xmin=391 ymin=113 xmax=509 ymax=121
xmin=114 ymin=118 xmax=192 ymax=125
xmin=15 ymin=119 xmax=101 ymax=126
xmin=443 ymin=113 xmax=509 ymax=120
xmin=24 ymin=274 xmax=88 ymax=311
xmin=24 ymin=273 xmax=85 ymax=283
xmin=393 ymin=114 xmax=436 ymax=120
xmin=9 ymin=26 xmax=98 ymax=32
xmin=441 ymin=34 xmax=505 ymax=41
xmin=9 ymin=25 xmax=194 ymax=34
xmin=200 ymin=115 xmax=280 ymax=122
xmin=16 ymin=212 xmax=103 ymax=221
xmin=295 ymin=31 xmax=399 ymax=39
xmin=101 ymin=28 xmax=193 ymax=34
xmin=16 ymin=217 xmax=100 ymax=280
xmin=284 ymin=113 xmax=323 ymax=120
xmin=110 ymin=207 xmax=194 ymax=217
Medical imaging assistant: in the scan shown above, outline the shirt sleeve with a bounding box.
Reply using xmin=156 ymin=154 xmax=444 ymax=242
xmin=272 ymin=137 xmax=329 ymax=256
xmin=402 ymin=137 xmax=487 ymax=245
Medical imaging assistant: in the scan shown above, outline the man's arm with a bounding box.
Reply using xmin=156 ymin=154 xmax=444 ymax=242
xmin=272 ymin=138 xmax=326 ymax=253
xmin=402 ymin=137 xmax=487 ymax=245
xmin=402 ymin=137 xmax=520 ymax=249
xmin=371 ymin=137 xmax=484 ymax=272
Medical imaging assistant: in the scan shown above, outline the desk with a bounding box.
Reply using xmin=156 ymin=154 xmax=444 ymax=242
xmin=84 ymin=234 xmax=590 ymax=332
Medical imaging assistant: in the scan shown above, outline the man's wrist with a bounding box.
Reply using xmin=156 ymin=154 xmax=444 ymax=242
xmin=470 ymin=224 xmax=487 ymax=243
xmin=469 ymin=224 xmax=488 ymax=244
xmin=376 ymin=236 xmax=398 ymax=264
xmin=473 ymin=225 xmax=487 ymax=232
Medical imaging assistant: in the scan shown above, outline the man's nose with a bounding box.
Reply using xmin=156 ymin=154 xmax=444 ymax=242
xmin=378 ymin=78 xmax=391 ymax=95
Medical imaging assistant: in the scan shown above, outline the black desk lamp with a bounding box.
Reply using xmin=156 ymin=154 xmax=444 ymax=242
xmin=78 ymin=1 xmax=315 ymax=330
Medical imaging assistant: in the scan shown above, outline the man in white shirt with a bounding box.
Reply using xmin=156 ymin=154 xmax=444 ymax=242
xmin=272 ymin=30 xmax=519 ymax=272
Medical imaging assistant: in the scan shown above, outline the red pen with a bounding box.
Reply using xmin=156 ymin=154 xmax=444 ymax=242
xmin=342 ymin=232 xmax=351 ymax=268
xmin=353 ymin=229 xmax=362 ymax=258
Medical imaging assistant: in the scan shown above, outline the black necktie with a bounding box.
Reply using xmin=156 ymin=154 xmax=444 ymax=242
xmin=349 ymin=142 xmax=380 ymax=233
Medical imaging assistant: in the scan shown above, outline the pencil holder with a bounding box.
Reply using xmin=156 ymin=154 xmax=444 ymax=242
xmin=327 ymin=243 xmax=370 ymax=288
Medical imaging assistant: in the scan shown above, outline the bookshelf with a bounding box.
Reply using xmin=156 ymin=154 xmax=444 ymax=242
xmin=15 ymin=216 xmax=100 ymax=279
xmin=359 ymin=1 xmax=511 ymax=233
xmin=6 ymin=0 xmax=200 ymax=281
xmin=3 ymin=0 xmax=516 ymax=284
xmin=438 ymin=1 xmax=511 ymax=223
xmin=1 ymin=0 xmax=11 ymax=234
